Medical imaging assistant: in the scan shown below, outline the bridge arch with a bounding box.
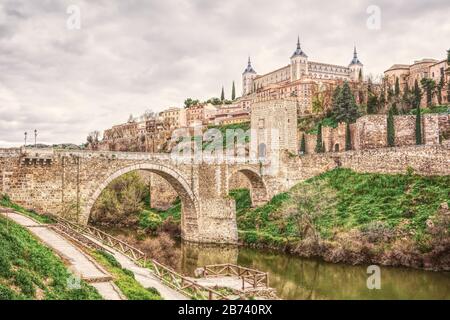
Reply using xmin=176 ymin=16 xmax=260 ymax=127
xmin=82 ymin=163 xmax=199 ymax=241
xmin=228 ymin=167 xmax=269 ymax=207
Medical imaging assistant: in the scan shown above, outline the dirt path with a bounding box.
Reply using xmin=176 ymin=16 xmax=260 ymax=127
xmin=82 ymin=234 xmax=188 ymax=300
xmin=0 ymin=211 xmax=124 ymax=300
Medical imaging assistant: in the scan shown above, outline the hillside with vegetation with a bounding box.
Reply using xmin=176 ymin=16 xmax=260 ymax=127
xmin=231 ymin=168 xmax=450 ymax=271
xmin=0 ymin=215 xmax=102 ymax=300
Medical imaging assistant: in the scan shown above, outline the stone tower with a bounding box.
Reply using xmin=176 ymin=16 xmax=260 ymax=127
xmin=290 ymin=37 xmax=308 ymax=81
xmin=250 ymin=98 xmax=298 ymax=162
xmin=242 ymin=57 xmax=257 ymax=96
xmin=349 ymin=46 xmax=363 ymax=82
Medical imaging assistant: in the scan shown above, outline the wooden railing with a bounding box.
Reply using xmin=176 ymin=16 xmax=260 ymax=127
xmin=50 ymin=214 xmax=228 ymax=300
xmin=203 ymin=263 xmax=269 ymax=290
xmin=52 ymin=215 xmax=147 ymax=263
xmin=151 ymin=260 xmax=228 ymax=300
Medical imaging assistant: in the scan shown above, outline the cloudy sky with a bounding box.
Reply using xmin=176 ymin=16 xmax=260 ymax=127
xmin=0 ymin=0 xmax=449 ymax=146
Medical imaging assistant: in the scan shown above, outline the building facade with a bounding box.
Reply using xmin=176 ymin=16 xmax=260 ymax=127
xmin=384 ymin=57 xmax=450 ymax=105
xmin=242 ymin=38 xmax=364 ymax=114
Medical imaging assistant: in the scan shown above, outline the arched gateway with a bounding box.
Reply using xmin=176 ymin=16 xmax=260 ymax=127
xmin=83 ymin=163 xmax=200 ymax=242
xmin=227 ymin=167 xmax=269 ymax=207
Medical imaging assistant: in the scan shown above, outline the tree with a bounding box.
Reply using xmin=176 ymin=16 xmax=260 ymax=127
xmin=387 ymin=107 xmax=395 ymax=147
xmin=87 ymin=131 xmax=100 ymax=150
xmin=420 ymin=78 xmax=436 ymax=107
xmin=207 ymin=97 xmax=222 ymax=105
xmin=331 ymin=82 xmax=359 ymax=123
xmin=345 ymin=122 xmax=351 ymax=151
xmin=143 ymin=110 xmax=155 ymax=120
xmin=413 ymin=79 xmax=422 ymax=109
xmin=391 ymin=102 xmax=399 ymax=115
xmin=402 ymin=82 xmax=414 ymax=111
xmin=379 ymin=87 xmax=386 ymax=109
xmin=366 ymin=78 xmax=378 ymax=114
xmin=220 ymin=86 xmax=225 ymax=101
xmin=367 ymin=94 xmax=378 ymax=114
xmin=395 ymin=77 xmax=400 ymax=97
xmin=231 ymin=81 xmax=236 ymax=100
xmin=127 ymin=114 xmax=134 ymax=123
xmin=387 ymin=87 xmax=394 ymax=102
xmin=300 ymin=134 xmax=306 ymax=154
xmin=437 ymin=75 xmax=444 ymax=105
xmin=415 ymin=102 xmax=422 ymax=145
xmin=184 ymin=98 xmax=200 ymax=108
xmin=315 ymin=123 xmax=324 ymax=153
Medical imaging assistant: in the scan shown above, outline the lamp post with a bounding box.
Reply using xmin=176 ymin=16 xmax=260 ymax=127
xmin=24 ymin=131 xmax=27 ymax=147
xmin=34 ymin=129 xmax=37 ymax=148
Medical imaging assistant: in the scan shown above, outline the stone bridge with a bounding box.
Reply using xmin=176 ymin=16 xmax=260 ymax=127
xmin=0 ymin=148 xmax=295 ymax=244
xmin=1 ymin=144 xmax=449 ymax=244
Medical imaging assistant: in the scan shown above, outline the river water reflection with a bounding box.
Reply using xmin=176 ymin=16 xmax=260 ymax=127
xmin=179 ymin=242 xmax=450 ymax=300
xmin=99 ymin=227 xmax=450 ymax=300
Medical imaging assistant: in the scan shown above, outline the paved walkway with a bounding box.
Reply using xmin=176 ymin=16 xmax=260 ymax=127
xmin=82 ymin=234 xmax=188 ymax=300
xmin=0 ymin=211 xmax=124 ymax=300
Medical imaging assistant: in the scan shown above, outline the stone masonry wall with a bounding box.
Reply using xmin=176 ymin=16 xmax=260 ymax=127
xmin=301 ymin=114 xmax=449 ymax=154
xmin=285 ymin=144 xmax=450 ymax=183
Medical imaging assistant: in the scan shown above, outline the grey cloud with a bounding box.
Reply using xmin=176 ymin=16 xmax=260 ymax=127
xmin=0 ymin=0 xmax=449 ymax=146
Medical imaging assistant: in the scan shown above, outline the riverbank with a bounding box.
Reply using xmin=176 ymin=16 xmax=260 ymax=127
xmin=234 ymin=168 xmax=450 ymax=271
xmin=88 ymin=168 xmax=449 ymax=271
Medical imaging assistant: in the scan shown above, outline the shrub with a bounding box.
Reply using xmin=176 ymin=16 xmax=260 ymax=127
xmin=0 ymin=284 xmax=17 ymax=300
xmin=139 ymin=210 xmax=163 ymax=233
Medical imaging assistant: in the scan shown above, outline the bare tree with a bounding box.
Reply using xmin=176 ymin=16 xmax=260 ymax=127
xmin=143 ymin=109 xmax=155 ymax=120
xmin=86 ymin=131 xmax=100 ymax=150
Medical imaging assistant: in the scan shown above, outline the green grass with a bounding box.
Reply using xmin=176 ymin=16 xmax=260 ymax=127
xmin=91 ymin=250 xmax=163 ymax=300
xmin=235 ymin=168 xmax=450 ymax=247
xmin=0 ymin=194 xmax=54 ymax=224
xmin=409 ymin=105 xmax=449 ymax=115
xmin=0 ymin=216 xmax=102 ymax=300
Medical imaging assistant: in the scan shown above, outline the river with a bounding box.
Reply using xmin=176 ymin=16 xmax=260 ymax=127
xmin=100 ymin=227 xmax=450 ymax=300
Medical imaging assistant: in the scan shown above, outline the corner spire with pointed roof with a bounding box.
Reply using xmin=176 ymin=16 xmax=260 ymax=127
xmin=243 ymin=56 xmax=256 ymax=74
xmin=349 ymin=46 xmax=363 ymax=66
xmin=291 ymin=36 xmax=308 ymax=59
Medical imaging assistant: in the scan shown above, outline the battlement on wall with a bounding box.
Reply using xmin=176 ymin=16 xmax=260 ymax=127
xmin=300 ymin=113 xmax=450 ymax=154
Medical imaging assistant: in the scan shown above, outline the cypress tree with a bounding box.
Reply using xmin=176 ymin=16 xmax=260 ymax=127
xmin=387 ymin=107 xmax=395 ymax=147
xmin=391 ymin=102 xmax=399 ymax=115
xmin=413 ymin=79 xmax=422 ymax=109
xmin=231 ymin=81 xmax=236 ymax=100
xmin=315 ymin=123 xmax=324 ymax=153
xmin=437 ymin=75 xmax=444 ymax=105
xmin=220 ymin=86 xmax=225 ymax=101
xmin=395 ymin=77 xmax=400 ymax=96
xmin=366 ymin=78 xmax=378 ymax=114
xmin=331 ymin=82 xmax=359 ymax=123
xmin=415 ymin=102 xmax=422 ymax=145
xmin=345 ymin=122 xmax=352 ymax=151
xmin=300 ymin=134 xmax=306 ymax=154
